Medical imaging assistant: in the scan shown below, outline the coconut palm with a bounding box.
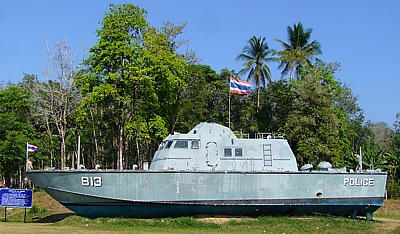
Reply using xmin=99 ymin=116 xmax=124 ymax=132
xmin=236 ymin=36 xmax=275 ymax=108
xmin=275 ymin=22 xmax=322 ymax=80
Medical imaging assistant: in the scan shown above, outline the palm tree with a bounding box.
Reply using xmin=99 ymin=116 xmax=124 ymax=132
xmin=275 ymin=22 xmax=322 ymax=80
xmin=236 ymin=36 xmax=275 ymax=108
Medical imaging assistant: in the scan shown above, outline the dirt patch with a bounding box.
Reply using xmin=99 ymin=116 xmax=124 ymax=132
xmin=0 ymin=222 xmax=116 ymax=234
xmin=376 ymin=199 xmax=400 ymax=215
xmin=373 ymin=217 xmax=400 ymax=233
xmin=33 ymin=189 xmax=71 ymax=215
xmin=0 ymin=190 xmax=73 ymax=223
xmin=197 ymin=217 xmax=256 ymax=224
xmin=369 ymin=200 xmax=400 ymax=233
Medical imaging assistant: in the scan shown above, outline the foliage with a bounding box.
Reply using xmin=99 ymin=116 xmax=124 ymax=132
xmin=275 ymin=22 xmax=322 ymax=79
xmin=283 ymin=63 xmax=360 ymax=167
xmin=0 ymin=85 xmax=37 ymax=187
xmin=256 ymin=79 xmax=295 ymax=133
xmin=76 ymin=4 xmax=187 ymax=169
xmin=26 ymin=39 xmax=82 ymax=170
xmin=1 ymin=5 xmax=400 ymax=198
xmin=160 ymin=20 xmax=201 ymax=64
xmin=170 ymin=65 xmax=231 ymax=133
xmin=236 ymin=36 xmax=276 ymax=107
xmin=28 ymin=204 xmax=47 ymax=214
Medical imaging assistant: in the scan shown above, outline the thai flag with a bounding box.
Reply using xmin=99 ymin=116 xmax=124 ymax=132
xmin=27 ymin=143 xmax=38 ymax=153
xmin=230 ymin=77 xmax=251 ymax=95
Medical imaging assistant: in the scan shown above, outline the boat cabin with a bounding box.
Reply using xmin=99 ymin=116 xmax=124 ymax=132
xmin=150 ymin=122 xmax=298 ymax=172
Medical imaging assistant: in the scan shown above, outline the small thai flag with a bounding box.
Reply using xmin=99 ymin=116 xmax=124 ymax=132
xmin=230 ymin=77 xmax=251 ymax=95
xmin=27 ymin=143 xmax=38 ymax=153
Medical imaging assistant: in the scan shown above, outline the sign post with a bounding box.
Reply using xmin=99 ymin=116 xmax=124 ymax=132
xmin=0 ymin=189 xmax=33 ymax=222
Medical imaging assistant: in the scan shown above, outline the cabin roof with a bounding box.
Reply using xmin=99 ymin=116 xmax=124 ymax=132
xmin=187 ymin=122 xmax=237 ymax=138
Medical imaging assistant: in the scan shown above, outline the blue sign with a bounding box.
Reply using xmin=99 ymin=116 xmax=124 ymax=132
xmin=0 ymin=189 xmax=32 ymax=208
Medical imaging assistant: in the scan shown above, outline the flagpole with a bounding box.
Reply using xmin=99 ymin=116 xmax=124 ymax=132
xmin=26 ymin=142 xmax=28 ymax=172
xmin=228 ymin=77 xmax=251 ymax=130
xmin=228 ymin=89 xmax=231 ymax=129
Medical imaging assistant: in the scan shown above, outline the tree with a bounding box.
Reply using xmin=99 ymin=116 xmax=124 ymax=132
xmin=77 ymin=4 xmax=187 ymax=169
xmin=0 ymin=85 xmax=37 ymax=187
xmin=236 ymin=36 xmax=275 ymax=108
xmin=391 ymin=113 xmax=400 ymax=197
xmin=160 ymin=20 xmax=201 ymax=64
xmin=275 ymin=22 xmax=322 ymax=80
xmin=78 ymin=4 xmax=150 ymax=170
xmin=172 ymin=64 xmax=218 ymax=132
xmin=28 ymin=40 xmax=81 ymax=169
xmin=284 ymin=63 xmax=360 ymax=167
xmin=358 ymin=120 xmax=400 ymax=198
xmin=257 ymin=79 xmax=295 ymax=133
xmin=131 ymin=28 xmax=187 ymax=164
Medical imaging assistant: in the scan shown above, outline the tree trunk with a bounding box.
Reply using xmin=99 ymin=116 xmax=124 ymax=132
xmin=117 ymin=118 xmax=124 ymax=170
xmin=61 ymin=135 xmax=66 ymax=169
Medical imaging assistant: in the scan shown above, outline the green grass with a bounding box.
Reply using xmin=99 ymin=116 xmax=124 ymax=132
xmin=374 ymin=212 xmax=400 ymax=219
xmin=57 ymin=216 xmax=222 ymax=233
xmin=49 ymin=215 xmax=383 ymax=234
xmin=28 ymin=204 xmax=46 ymax=214
xmin=1 ymin=209 xmax=398 ymax=233
xmin=0 ymin=204 xmax=395 ymax=234
xmin=2 ymin=190 xmax=400 ymax=234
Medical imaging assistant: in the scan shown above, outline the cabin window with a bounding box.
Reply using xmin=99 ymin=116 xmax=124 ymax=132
xmin=165 ymin=141 xmax=173 ymax=149
xmin=174 ymin=140 xmax=188 ymax=149
xmin=235 ymin=148 xmax=243 ymax=157
xmin=158 ymin=141 xmax=166 ymax=150
xmin=191 ymin=140 xmax=200 ymax=149
xmin=224 ymin=148 xmax=232 ymax=157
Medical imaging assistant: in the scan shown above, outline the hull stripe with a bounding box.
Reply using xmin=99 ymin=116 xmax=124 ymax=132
xmin=61 ymin=197 xmax=384 ymax=207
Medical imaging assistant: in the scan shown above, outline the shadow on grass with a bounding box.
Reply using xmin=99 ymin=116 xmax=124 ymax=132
xmin=33 ymin=212 xmax=75 ymax=223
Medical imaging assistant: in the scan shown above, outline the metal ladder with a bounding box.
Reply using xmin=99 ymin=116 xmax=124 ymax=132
xmin=263 ymin=144 xmax=272 ymax=166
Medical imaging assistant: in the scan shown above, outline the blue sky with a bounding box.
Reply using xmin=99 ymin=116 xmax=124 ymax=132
xmin=1 ymin=1 xmax=399 ymax=126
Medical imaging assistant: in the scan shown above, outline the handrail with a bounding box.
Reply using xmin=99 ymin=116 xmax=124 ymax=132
xmin=233 ymin=131 xmax=285 ymax=139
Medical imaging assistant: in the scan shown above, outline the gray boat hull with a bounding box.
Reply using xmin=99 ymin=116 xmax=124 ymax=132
xmin=26 ymin=170 xmax=386 ymax=219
